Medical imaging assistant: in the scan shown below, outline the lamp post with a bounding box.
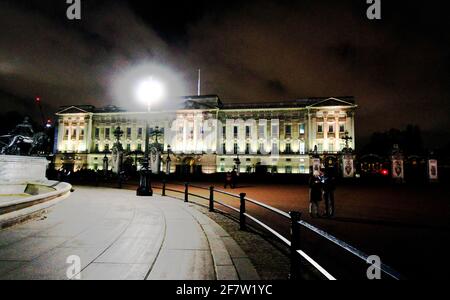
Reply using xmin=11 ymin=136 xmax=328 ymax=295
xmin=102 ymin=150 xmax=109 ymax=177
xmin=135 ymin=77 xmax=166 ymax=197
xmin=166 ymin=145 xmax=172 ymax=176
xmin=234 ymin=155 xmax=241 ymax=176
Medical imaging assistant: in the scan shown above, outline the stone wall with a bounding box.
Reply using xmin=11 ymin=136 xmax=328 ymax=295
xmin=0 ymin=156 xmax=48 ymax=184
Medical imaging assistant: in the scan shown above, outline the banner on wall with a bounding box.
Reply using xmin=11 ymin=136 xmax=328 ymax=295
xmin=392 ymin=160 xmax=404 ymax=180
xmin=429 ymin=160 xmax=439 ymax=181
xmin=342 ymin=156 xmax=355 ymax=178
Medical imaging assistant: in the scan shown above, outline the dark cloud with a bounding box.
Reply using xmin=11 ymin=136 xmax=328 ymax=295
xmin=0 ymin=0 xmax=449 ymax=147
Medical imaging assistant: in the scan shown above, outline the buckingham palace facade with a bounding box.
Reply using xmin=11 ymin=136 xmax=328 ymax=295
xmin=53 ymin=95 xmax=357 ymax=175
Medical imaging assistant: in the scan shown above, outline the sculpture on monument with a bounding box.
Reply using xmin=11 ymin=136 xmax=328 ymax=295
xmin=149 ymin=126 xmax=164 ymax=174
xmin=0 ymin=117 xmax=51 ymax=156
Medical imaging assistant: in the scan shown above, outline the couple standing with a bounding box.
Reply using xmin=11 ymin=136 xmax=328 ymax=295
xmin=309 ymin=170 xmax=336 ymax=218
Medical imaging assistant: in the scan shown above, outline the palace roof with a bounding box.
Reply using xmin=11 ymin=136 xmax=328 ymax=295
xmin=56 ymin=95 xmax=356 ymax=115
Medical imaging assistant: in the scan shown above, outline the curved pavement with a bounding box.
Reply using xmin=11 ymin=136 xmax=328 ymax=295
xmin=0 ymin=186 xmax=259 ymax=280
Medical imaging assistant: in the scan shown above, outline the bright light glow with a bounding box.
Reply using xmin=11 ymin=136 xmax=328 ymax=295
xmin=135 ymin=78 xmax=166 ymax=107
xmin=111 ymin=62 xmax=187 ymax=111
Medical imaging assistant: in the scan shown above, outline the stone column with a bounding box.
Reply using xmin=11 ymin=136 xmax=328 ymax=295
xmin=335 ymin=116 xmax=340 ymax=152
xmin=57 ymin=119 xmax=65 ymax=153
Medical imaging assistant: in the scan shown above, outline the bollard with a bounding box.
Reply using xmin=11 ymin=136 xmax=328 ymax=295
xmin=184 ymin=183 xmax=189 ymax=203
xmin=289 ymin=211 xmax=302 ymax=280
xmin=162 ymin=180 xmax=166 ymax=197
xmin=239 ymin=193 xmax=247 ymax=230
xmin=209 ymin=186 xmax=215 ymax=212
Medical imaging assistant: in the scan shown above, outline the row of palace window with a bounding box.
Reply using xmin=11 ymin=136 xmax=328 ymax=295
xmin=64 ymin=128 xmax=85 ymax=140
xmin=221 ymin=141 xmax=347 ymax=155
xmin=219 ymin=165 xmax=307 ymax=174
xmin=93 ymin=127 xmax=145 ymax=140
xmin=222 ymin=142 xmax=307 ymax=155
xmin=222 ymin=122 xmax=345 ymax=139
xmin=94 ymin=143 xmax=143 ymax=153
xmin=224 ymin=124 xmax=307 ymax=139
xmin=70 ymin=122 xmax=345 ymax=143
xmin=317 ymin=123 xmax=346 ymax=134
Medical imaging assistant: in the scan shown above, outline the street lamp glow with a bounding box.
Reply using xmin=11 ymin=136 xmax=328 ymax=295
xmin=136 ymin=78 xmax=166 ymax=108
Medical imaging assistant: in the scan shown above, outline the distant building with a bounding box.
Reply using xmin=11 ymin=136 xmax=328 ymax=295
xmin=54 ymin=95 xmax=357 ymax=174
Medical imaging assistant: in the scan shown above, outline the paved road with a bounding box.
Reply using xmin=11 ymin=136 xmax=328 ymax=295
xmin=0 ymin=187 xmax=258 ymax=280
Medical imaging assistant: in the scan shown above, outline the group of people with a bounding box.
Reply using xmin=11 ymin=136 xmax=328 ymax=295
xmin=309 ymin=169 xmax=336 ymax=218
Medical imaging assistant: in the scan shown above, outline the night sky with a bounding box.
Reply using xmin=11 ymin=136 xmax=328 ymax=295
xmin=0 ymin=0 xmax=449 ymax=147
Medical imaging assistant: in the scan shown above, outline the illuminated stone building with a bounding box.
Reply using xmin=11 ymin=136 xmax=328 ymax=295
xmin=54 ymin=95 xmax=357 ymax=174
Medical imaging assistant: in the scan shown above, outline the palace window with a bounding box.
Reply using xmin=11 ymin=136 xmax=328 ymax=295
xmin=126 ymin=144 xmax=131 ymax=152
xmin=95 ymin=128 xmax=100 ymax=139
xmin=137 ymin=128 xmax=143 ymax=139
xmin=222 ymin=143 xmax=226 ymax=154
xmin=104 ymin=144 xmax=110 ymax=152
xmin=285 ymin=143 xmax=292 ymax=154
xmin=272 ymin=143 xmax=279 ymax=154
xmin=258 ymin=143 xmax=264 ymax=154
xmin=245 ymin=143 xmax=251 ymax=155
xmin=318 ymin=124 xmax=323 ymax=134
xmin=79 ymin=129 xmax=84 ymax=140
xmin=246 ymin=126 xmax=251 ymax=138
xmin=223 ymin=126 xmax=226 ymax=138
xmin=299 ymin=124 xmax=305 ymax=135
xmin=329 ymin=143 xmax=335 ymax=153
xmin=329 ymin=124 xmax=335 ymax=134
xmin=94 ymin=144 xmax=99 ymax=152
xmin=234 ymin=126 xmax=238 ymax=139
xmin=300 ymin=142 xmax=306 ymax=155
xmin=127 ymin=128 xmax=132 ymax=138
xmin=285 ymin=125 xmax=292 ymax=137
xmin=105 ymin=128 xmax=110 ymax=139
xmin=234 ymin=143 xmax=239 ymax=155
xmin=258 ymin=125 xmax=266 ymax=138
xmin=300 ymin=165 xmax=306 ymax=174
xmin=340 ymin=124 xmax=346 ymax=133
xmin=286 ymin=166 xmax=293 ymax=174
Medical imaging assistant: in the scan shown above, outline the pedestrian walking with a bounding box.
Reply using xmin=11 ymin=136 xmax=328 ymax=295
xmin=309 ymin=171 xmax=323 ymax=218
xmin=322 ymin=169 xmax=336 ymax=217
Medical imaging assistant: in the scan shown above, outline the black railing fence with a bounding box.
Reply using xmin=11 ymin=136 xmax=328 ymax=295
xmin=154 ymin=181 xmax=403 ymax=280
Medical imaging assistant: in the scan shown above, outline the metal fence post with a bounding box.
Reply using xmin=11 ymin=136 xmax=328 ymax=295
xmin=162 ymin=180 xmax=166 ymax=197
xmin=184 ymin=183 xmax=189 ymax=203
xmin=289 ymin=211 xmax=302 ymax=280
xmin=240 ymin=193 xmax=247 ymax=230
xmin=209 ymin=186 xmax=215 ymax=212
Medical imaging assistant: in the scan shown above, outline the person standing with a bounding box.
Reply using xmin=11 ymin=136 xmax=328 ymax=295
xmin=231 ymin=168 xmax=238 ymax=189
xmin=323 ymin=169 xmax=336 ymax=218
xmin=309 ymin=172 xmax=323 ymax=218
xmin=224 ymin=171 xmax=233 ymax=189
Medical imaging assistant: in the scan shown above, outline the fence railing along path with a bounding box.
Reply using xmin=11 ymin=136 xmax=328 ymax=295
xmin=154 ymin=181 xmax=403 ymax=280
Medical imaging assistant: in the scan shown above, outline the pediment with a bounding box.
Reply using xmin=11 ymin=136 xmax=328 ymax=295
xmin=56 ymin=106 xmax=90 ymax=115
xmin=308 ymin=97 xmax=356 ymax=108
